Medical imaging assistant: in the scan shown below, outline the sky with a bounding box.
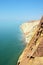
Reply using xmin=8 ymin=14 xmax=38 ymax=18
xmin=0 ymin=0 xmax=43 ymax=21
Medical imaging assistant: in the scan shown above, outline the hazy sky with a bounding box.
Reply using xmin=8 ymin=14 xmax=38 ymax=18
xmin=0 ymin=0 xmax=43 ymax=21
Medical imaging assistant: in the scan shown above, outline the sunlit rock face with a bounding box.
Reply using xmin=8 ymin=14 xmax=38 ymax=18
xmin=20 ymin=20 xmax=40 ymax=43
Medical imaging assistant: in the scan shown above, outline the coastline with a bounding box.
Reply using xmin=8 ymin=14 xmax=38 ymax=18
xmin=17 ymin=19 xmax=43 ymax=65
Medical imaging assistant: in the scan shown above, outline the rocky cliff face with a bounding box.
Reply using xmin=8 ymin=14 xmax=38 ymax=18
xmin=17 ymin=17 xmax=43 ymax=65
xmin=20 ymin=20 xmax=40 ymax=43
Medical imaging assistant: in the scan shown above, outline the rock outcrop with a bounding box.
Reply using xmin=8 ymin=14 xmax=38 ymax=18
xmin=17 ymin=17 xmax=43 ymax=65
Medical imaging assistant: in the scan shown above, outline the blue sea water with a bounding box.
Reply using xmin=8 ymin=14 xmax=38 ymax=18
xmin=0 ymin=21 xmax=25 ymax=65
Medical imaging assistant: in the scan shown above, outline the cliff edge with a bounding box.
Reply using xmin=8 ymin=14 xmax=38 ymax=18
xmin=17 ymin=17 xmax=43 ymax=65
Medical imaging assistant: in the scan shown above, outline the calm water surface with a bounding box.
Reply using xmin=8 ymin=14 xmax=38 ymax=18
xmin=0 ymin=21 xmax=26 ymax=65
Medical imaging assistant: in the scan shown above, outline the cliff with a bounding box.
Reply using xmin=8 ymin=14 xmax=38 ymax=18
xmin=17 ymin=17 xmax=43 ymax=65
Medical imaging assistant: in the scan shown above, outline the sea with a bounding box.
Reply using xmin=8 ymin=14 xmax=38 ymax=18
xmin=0 ymin=20 xmax=26 ymax=65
